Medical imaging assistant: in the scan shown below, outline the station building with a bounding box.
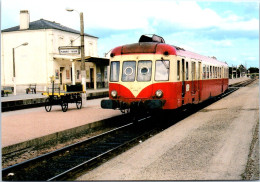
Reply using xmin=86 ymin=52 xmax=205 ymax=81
xmin=1 ymin=10 xmax=109 ymax=93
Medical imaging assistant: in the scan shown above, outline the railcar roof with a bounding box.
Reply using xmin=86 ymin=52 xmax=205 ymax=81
xmin=173 ymin=45 xmax=228 ymax=67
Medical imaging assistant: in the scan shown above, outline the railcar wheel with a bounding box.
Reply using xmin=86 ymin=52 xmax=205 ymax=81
xmin=45 ymin=98 xmax=52 ymax=112
xmin=61 ymin=102 xmax=68 ymax=112
xmin=76 ymin=100 xmax=82 ymax=109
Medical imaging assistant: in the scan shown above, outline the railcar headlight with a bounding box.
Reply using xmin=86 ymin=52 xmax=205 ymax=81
xmin=155 ymin=90 xmax=163 ymax=98
xmin=111 ymin=90 xmax=118 ymax=98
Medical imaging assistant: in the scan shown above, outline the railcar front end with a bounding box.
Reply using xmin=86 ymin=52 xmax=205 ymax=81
xmin=101 ymin=34 xmax=229 ymax=113
xmin=101 ymin=35 xmax=179 ymax=112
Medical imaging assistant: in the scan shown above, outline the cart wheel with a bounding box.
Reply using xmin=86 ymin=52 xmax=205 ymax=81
xmin=76 ymin=100 xmax=82 ymax=109
xmin=61 ymin=102 xmax=68 ymax=112
xmin=45 ymin=98 xmax=52 ymax=112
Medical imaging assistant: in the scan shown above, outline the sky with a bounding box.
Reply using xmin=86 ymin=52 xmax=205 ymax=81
xmin=1 ymin=0 xmax=259 ymax=68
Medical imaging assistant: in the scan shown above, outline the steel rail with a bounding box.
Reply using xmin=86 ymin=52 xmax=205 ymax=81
xmin=229 ymin=78 xmax=256 ymax=88
xmin=48 ymin=117 xmax=154 ymax=181
xmin=2 ymin=117 xmax=155 ymax=181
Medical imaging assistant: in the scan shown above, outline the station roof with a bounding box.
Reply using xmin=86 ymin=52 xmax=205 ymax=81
xmin=74 ymin=56 xmax=109 ymax=66
xmin=1 ymin=19 xmax=98 ymax=38
xmin=53 ymin=55 xmax=109 ymax=65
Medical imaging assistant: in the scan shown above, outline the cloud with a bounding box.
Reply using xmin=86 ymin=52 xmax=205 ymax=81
xmin=3 ymin=0 xmax=258 ymax=33
xmin=1 ymin=0 xmax=259 ymax=67
xmin=212 ymin=40 xmax=233 ymax=47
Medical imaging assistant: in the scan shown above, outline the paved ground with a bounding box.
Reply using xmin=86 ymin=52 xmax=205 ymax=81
xmin=78 ymin=80 xmax=259 ymax=180
xmin=1 ymin=97 xmax=121 ymax=147
xmin=228 ymin=77 xmax=249 ymax=85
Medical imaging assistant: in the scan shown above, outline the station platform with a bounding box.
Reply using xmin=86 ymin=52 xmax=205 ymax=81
xmin=228 ymin=77 xmax=250 ymax=85
xmin=1 ymin=78 xmax=251 ymax=155
xmin=2 ymin=97 xmax=122 ymax=154
xmin=1 ymin=88 xmax=108 ymax=112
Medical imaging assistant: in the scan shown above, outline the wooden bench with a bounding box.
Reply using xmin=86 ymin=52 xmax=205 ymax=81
xmin=26 ymin=84 xmax=36 ymax=94
xmin=1 ymin=87 xmax=13 ymax=97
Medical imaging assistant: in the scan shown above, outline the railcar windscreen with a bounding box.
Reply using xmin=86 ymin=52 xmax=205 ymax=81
xmin=122 ymin=61 xmax=136 ymax=82
xmin=110 ymin=61 xmax=120 ymax=82
xmin=155 ymin=60 xmax=170 ymax=81
xmin=137 ymin=60 xmax=152 ymax=81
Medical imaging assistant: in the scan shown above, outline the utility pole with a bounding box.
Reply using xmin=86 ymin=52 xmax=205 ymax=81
xmin=80 ymin=12 xmax=86 ymax=97
xmin=66 ymin=8 xmax=86 ymax=99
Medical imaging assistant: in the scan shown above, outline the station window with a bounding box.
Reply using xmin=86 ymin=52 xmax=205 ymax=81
xmin=110 ymin=61 xmax=120 ymax=82
xmin=155 ymin=60 xmax=170 ymax=81
xmin=122 ymin=61 xmax=136 ymax=82
xmin=137 ymin=60 xmax=152 ymax=81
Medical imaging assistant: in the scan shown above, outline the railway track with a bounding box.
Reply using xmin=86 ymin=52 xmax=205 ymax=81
xmin=229 ymin=78 xmax=256 ymax=88
xmin=2 ymin=116 xmax=158 ymax=181
xmin=2 ymin=78 xmax=256 ymax=181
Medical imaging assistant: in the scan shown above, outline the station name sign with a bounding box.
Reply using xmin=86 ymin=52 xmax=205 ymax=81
xmin=59 ymin=46 xmax=80 ymax=55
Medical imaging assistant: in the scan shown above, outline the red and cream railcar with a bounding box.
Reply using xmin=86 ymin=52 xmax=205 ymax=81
xmin=101 ymin=35 xmax=229 ymax=111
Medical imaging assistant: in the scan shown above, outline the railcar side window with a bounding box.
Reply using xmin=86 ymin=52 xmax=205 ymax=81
xmin=186 ymin=62 xmax=189 ymax=80
xmin=192 ymin=62 xmax=195 ymax=80
xmin=207 ymin=66 xmax=209 ymax=79
xmin=210 ymin=66 xmax=212 ymax=78
xmin=122 ymin=61 xmax=136 ymax=82
xmin=110 ymin=61 xmax=120 ymax=82
xmin=137 ymin=60 xmax=152 ymax=81
xmin=155 ymin=60 xmax=169 ymax=81
xmin=177 ymin=60 xmax=180 ymax=80
xmin=203 ymin=65 xmax=206 ymax=79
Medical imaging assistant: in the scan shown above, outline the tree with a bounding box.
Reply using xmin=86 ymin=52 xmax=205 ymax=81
xmin=248 ymin=67 xmax=259 ymax=74
xmin=238 ymin=64 xmax=246 ymax=77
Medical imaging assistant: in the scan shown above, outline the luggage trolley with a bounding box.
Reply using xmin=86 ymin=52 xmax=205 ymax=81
xmin=42 ymin=77 xmax=85 ymax=112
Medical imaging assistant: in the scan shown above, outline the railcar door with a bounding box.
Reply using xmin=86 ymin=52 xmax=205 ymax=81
xmin=221 ymin=66 xmax=224 ymax=93
xmin=198 ymin=62 xmax=201 ymax=93
xmin=181 ymin=59 xmax=185 ymax=97
xmin=191 ymin=62 xmax=196 ymax=94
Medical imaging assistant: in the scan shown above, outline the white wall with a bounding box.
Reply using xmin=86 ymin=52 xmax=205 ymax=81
xmin=1 ymin=30 xmax=48 ymax=87
xmin=51 ymin=29 xmax=98 ymax=57
xmin=1 ymin=28 xmax=98 ymax=93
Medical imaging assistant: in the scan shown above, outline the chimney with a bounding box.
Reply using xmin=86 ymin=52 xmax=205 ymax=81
xmin=20 ymin=10 xmax=30 ymax=30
